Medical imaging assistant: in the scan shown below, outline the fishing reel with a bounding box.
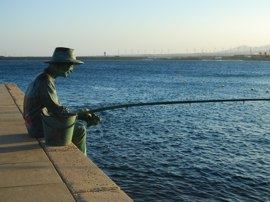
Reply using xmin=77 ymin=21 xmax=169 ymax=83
xmin=77 ymin=108 xmax=100 ymax=127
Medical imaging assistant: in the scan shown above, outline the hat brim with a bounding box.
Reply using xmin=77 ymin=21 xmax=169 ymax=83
xmin=45 ymin=59 xmax=84 ymax=65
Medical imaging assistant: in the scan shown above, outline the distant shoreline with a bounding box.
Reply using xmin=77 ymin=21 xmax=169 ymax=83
xmin=0 ymin=55 xmax=270 ymax=61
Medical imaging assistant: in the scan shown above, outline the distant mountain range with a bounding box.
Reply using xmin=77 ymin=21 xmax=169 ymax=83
xmin=1 ymin=45 xmax=269 ymax=58
xmin=217 ymin=45 xmax=270 ymax=56
xmin=132 ymin=45 xmax=270 ymax=57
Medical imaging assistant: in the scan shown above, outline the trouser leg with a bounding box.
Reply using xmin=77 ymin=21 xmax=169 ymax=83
xmin=72 ymin=121 xmax=87 ymax=155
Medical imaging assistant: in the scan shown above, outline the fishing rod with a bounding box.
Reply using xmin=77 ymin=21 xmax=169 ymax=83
xmin=91 ymin=98 xmax=270 ymax=113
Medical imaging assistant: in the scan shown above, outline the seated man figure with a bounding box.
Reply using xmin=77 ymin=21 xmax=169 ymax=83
xmin=23 ymin=47 xmax=99 ymax=155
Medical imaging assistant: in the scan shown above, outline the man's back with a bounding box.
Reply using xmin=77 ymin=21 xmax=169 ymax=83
xmin=23 ymin=71 xmax=59 ymax=138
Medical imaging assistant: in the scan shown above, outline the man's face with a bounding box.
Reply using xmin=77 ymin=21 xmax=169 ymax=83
xmin=57 ymin=63 xmax=74 ymax=77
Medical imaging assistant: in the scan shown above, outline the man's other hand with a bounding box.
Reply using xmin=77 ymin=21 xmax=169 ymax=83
xmin=77 ymin=108 xmax=101 ymax=126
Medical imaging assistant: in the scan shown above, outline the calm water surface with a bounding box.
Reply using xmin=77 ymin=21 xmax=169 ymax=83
xmin=1 ymin=60 xmax=269 ymax=201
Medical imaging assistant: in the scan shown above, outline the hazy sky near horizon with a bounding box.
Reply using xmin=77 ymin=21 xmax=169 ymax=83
xmin=1 ymin=0 xmax=270 ymax=56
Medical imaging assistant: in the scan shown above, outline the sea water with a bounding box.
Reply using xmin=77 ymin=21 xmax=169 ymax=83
xmin=1 ymin=59 xmax=269 ymax=201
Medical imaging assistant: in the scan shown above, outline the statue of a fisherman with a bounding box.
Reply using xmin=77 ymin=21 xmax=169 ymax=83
xmin=23 ymin=47 xmax=99 ymax=155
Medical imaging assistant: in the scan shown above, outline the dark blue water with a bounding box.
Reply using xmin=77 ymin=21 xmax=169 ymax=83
xmin=1 ymin=59 xmax=270 ymax=201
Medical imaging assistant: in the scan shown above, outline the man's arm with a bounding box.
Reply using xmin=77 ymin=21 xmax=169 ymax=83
xmin=40 ymin=79 xmax=69 ymax=116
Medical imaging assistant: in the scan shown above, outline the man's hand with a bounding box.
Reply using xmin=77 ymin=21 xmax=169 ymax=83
xmin=77 ymin=108 xmax=91 ymax=120
xmin=77 ymin=108 xmax=101 ymax=127
xmin=86 ymin=113 xmax=100 ymax=127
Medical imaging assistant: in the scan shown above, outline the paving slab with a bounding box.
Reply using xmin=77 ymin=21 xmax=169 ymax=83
xmin=0 ymin=132 xmax=34 ymax=145
xmin=0 ymin=96 xmax=14 ymax=106
xmin=0 ymin=142 xmax=48 ymax=165
xmin=0 ymin=125 xmax=28 ymax=136
xmin=0 ymin=115 xmax=25 ymax=122
xmin=0 ymin=85 xmax=15 ymax=106
xmin=5 ymin=83 xmax=24 ymax=112
xmin=0 ymin=106 xmax=20 ymax=113
xmin=0 ymin=161 xmax=62 ymax=188
xmin=0 ymin=183 xmax=75 ymax=202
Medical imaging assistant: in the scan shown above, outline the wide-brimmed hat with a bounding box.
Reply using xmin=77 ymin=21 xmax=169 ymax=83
xmin=45 ymin=47 xmax=84 ymax=64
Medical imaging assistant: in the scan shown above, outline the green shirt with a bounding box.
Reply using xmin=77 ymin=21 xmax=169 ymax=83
xmin=23 ymin=69 xmax=68 ymax=138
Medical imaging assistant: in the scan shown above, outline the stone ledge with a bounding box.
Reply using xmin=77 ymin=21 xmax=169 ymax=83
xmin=75 ymin=189 xmax=132 ymax=202
xmin=40 ymin=141 xmax=121 ymax=193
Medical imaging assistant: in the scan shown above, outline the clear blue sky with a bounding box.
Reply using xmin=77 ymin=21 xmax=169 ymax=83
xmin=1 ymin=0 xmax=270 ymax=56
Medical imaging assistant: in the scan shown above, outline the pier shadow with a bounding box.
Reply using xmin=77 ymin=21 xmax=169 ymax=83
xmin=0 ymin=132 xmax=40 ymax=154
xmin=0 ymin=142 xmax=40 ymax=153
xmin=0 ymin=163 xmax=50 ymax=170
xmin=0 ymin=133 xmax=34 ymax=145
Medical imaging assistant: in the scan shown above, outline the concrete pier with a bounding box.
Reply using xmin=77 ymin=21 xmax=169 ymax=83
xmin=0 ymin=83 xmax=132 ymax=202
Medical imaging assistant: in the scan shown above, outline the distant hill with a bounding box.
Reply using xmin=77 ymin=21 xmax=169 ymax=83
xmin=0 ymin=45 xmax=269 ymax=59
xmin=218 ymin=45 xmax=270 ymax=56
